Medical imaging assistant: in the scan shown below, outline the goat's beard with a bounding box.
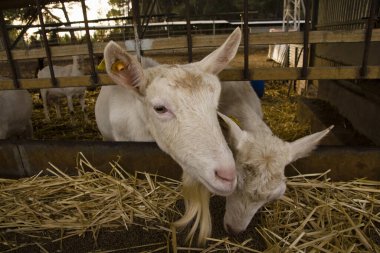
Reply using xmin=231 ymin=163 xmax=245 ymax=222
xmin=172 ymin=173 xmax=211 ymax=246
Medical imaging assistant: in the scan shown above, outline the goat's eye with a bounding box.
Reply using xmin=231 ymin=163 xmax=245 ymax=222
xmin=153 ymin=105 xmax=168 ymax=114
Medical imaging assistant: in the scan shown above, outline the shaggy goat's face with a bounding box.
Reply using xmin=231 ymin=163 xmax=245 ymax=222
xmin=103 ymin=28 xmax=243 ymax=196
xmin=224 ymin=131 xmax=288 ymax=234
xmin=218 ymin=113 xmax=333 ymax=234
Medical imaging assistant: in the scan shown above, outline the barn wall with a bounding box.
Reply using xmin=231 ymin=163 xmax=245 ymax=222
xmin=313 ymin=0 xmax=380 ymax=145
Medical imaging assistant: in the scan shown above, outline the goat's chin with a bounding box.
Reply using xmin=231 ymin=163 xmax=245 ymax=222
xmin=199 ymin=176 xmax=237 ymax=196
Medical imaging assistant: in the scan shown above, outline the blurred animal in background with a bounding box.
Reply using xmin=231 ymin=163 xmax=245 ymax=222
xmin=0 ymin=77 xmax=33 ymax=139
xmin=38 ymin=56 xmax=87 ymax=121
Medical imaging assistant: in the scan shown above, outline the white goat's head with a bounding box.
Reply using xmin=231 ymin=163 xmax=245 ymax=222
xmin=103 ymin=28 xmax=242 ymax=196
xmin=219 ymin=113 xmax=333 ymax=234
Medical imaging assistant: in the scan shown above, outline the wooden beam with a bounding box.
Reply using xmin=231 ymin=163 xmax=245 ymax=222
xmin=1 ymin=66 xmax=380 ymax=90
xmin=249 ymin=29 xmax=380 ymax=45
xmin=2 ymin=29 xmax=380 ymax=61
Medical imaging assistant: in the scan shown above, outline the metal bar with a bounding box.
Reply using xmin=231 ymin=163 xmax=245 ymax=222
xmin=309 ymin=0 xmax=319 ymax=68
xmin=311 ymin=0 xmax=320 ymax=29
xmin=140 ymin=0 xmax=156 ymax=39
xmin=0 ymin=10 xmax=19 ymax=88
xmin=243 ymin=0 xmax=249 ymax=80
xmin=360 ymin=0 xmax=378 ymax=77
xmin=80 ymin=0 xmax=98 ymax=85
xmin=132 ymin=0 xmax=142 ymax=60
xmin=36 ymin=0 xmax=57 ymax=87
xmin=302 ymin=0 xmax=311 ymax=79
xmin=185 ymin=0 xmax=192 ymax=63
xmin=11 ymin=10 xmax=38 ymax=49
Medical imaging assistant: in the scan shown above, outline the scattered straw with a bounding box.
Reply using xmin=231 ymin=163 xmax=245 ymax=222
xmin=0 ymin=154 xmax=379 ymax=252
xmin=257 ymin=173 xmax=380 ymax=253
xmin=261 ymin=81 xmax=310 ymax=141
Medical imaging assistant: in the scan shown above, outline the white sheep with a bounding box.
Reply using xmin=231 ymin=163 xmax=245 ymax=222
xmin=174 ymin=81 xmax=333 ymax=244
xmin=38 ymin=56 xmax=87 ymax=121
xmin=0 ymin=79 xmax=33 ymax=139
xmin=96 ymin=28 xmax=243 ymax=204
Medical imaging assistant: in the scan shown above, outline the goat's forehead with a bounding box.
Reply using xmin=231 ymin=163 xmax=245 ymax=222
xmin=238 ymin=135 xmax=289 ymax=163
xmin=148 ymin=65 xmax=220 ymax=92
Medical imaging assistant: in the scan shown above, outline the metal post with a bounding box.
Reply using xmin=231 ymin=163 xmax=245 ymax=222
xmin=302 ymin=0 xmax=311 ymax=79
xmin=309 ymin=0 xmax=319 ymax=68
xmin=140 ymin=0 xmax=157 ymax=39
xmin=360 ymin=0 xmax=378 ymax=78
xmin=80 ymin=0 xmax=98 ymax=85
xmin=0 ymin=10 xmax=19 ymax=89
xmin=243 ymin=0 xmax=249 ymax=80
xmin=11 ymin=11 xmax=38 ymax=49
xmin=132 ymin=0 xmax=142 ymax=62
xmin=36 ymin=0 xmax=57 ymax=87
xmin=185 ymin=0 xmax=192 ymax=63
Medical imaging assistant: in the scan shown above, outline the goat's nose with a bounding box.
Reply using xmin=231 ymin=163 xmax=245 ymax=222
xmin=215 ymin=168 xmax=236 ymax=182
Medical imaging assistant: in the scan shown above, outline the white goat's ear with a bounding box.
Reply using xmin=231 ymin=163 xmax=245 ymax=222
xmin=218 ymin=112 xmax=243 ymax=147
xmin=196 ymin=27 xmax=241 ymax=74
xmin=103 ymin=41 xmax=147 ymax=94
xmin=288 ymin=125 xmax=334 ymax=162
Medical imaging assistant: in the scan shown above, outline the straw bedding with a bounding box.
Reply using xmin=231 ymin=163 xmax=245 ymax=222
xmin=0 ymin=154 xmax=379 ymax=252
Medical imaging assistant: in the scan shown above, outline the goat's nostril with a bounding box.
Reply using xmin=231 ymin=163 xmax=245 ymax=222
xmin=215 ymin=169 xmax=235 ymax=182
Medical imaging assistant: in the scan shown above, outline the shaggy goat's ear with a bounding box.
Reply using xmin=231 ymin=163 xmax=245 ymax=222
xmin=196 ymin=27 xmax=241 ymax=74
xmin=103 ymin=41 xmax=147 ymax=95
xmin=288 ymin=125 xmax=334 ymax=163
xmin=218 ymin=112 xmax=243 ymax=148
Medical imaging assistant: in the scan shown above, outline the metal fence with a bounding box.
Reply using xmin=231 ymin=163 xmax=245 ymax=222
xmin=0 ymin=0 xmax=379 ymax=91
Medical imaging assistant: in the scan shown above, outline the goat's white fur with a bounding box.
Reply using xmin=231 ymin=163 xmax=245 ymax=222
xmin=0 ymin=78 xmax=33 ymax=139
xmin=38 ymin=56 xmax=87 ymax=121
xmin=96 ymin=28 xmax=243 ymax=201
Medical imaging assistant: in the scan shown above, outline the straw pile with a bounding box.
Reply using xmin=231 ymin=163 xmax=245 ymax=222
xmin=0 ymin=153 xmax=182 ymax=252
xmin=258 ymin=169 xmax=380 ymax=253
xmin=0 ymin=155 xmax=379 ymax=252
xmin=261 ymin=81 xmax=310 ymax=142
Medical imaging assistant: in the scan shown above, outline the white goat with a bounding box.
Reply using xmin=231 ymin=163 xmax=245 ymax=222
xmin=96 ymin=28 xmax=242 ymax=201
xmin=175 ymin=81 xmax=333 ymax=244
xmin=38 ymin=56 xmax=87 ymax=121
xmin=0 ymin=79 xmax=33 ymax=139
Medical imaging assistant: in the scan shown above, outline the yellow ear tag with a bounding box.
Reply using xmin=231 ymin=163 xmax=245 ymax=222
xmin=111 ymin=60 xmax=126 ymax=72
xmin=97 ymin=59 xmax=106 ymax=71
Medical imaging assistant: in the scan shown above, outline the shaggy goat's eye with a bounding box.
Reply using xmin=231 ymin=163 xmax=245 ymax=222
xmin=153 ymin=105 xmax=168 ymax=114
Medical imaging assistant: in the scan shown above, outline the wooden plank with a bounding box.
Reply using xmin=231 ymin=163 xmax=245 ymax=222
xmin=246 ymin=66 xmax=380 ymax=80
xmin=250 ymin=29 xmax=380 ymax=44
xmin=1 ymin=66 xmax=380 ymax=90
xmin=2 ymin=29 xmax=380 ymax=61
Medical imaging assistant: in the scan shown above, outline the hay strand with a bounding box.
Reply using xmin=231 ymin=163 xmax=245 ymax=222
xmin=0 ymin=155 xmax=379 ymax=252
